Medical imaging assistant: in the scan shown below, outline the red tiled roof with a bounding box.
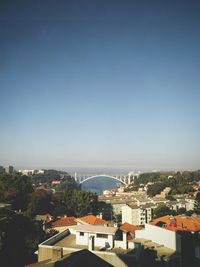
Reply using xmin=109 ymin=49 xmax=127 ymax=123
xmin=50 ymin=216 xmax=76 ymax=227
xmin=120 ymin=222 xmax=141 ymax=233
xmin=78 ymin=215 xmax=107 ymax=225
xmin=150 ymin=215 xmax=200 ymax=232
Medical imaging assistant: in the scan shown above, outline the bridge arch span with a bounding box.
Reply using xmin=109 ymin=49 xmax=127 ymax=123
xmin=78 ymin=174 xmax=127 ymax=186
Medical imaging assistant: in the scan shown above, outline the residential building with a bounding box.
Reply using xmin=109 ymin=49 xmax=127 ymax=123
xmin=151 ymin=198 xmax=169 ymax=205
xmin=75 ymin=224 xmax=117 ymax=249
xmin=185 ymin=196 xmax=198 ymax=210
xmin=37 ymin=227 xmax=134 ymax=266
xmin=167 ymin=200 xmax=188 ymax=212
xmin=98 ymin=192 xmax=151 ymax=218
xmin=111 ymin=201 xmax=126 ymax=216
xmin=122 ymin=204 xmax=153 ymax=225
xmin=135 ymin=224 xmax=181 ymax=266
xmin=135 ymin=223 xmax=182 ymax=252
xmin=37 ymin=224 xmax=180 ymax=266
xmin=154 ymin=187 xmax=171 ymax=199
xmin=149 ymin=214 xmax=200 ymax=267
xmin=18 ymin=169 xmax=44 ymax=176
xmin=4 ymin=165 xmax=14 ymax=174
xmin=120 ymin=222 xmax=141 ymax=239
xmin=18 ymin=169 xmax=35 ymax=176
xmin=163 ymin=195 xmax=197 ymax=212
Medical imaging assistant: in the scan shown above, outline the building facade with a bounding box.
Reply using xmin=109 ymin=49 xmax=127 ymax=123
xmin=122 ymin=204 xmax=153 ymax=225
xmin=4 ymin=165 xmax=14 ymax=174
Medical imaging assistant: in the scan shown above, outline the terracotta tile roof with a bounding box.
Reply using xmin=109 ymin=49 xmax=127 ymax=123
xmin=78 ymin=215 xmax=107 ymax=225
xmin=120 ymin=222 xmax=141 ymax=233
xmin=50 ymin=216 xmax=77 ymax=227
xmin=150 ymin=214 xmax=200 ymax=232
xmin=75 ymin=224 xmax=117 ymax=235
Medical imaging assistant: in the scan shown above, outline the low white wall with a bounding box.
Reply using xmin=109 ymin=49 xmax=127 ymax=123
xmin=135 ymin=224 xmax=181 ymax=252
xmin=128 ymin=241 xmax=134 ymax=249
xmin=94 ymin=234 xmax=113 ymax=248
xmin=115 ymin=240 xmax=127 ymax=249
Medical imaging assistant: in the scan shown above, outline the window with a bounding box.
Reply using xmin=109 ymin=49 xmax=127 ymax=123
xmin=79 ymin=232 xmax=84 ymax=236
xmin=96 ymin=233 xmax=108 ymax=238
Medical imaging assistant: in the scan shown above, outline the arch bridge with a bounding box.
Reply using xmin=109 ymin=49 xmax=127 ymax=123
xmin=74 ymin=173 xmax=133 ymax=186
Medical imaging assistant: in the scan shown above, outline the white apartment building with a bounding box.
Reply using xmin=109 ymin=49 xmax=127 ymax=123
xmin=4 ymin=165 xmax=14 ymax=174
xmin=19 ymin=169 xmax=44 ymax=176
xmin=122 ymin=204 xmax=153 ymax=225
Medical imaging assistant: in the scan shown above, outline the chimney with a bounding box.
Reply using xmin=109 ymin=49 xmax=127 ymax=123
xmin=52 ymin=247 xmax=63 ymax=260
xmin=169 ymin=217 xmax=177 ymax=227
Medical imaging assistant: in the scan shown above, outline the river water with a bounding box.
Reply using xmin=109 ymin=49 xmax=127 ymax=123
xmin=81 ymin=176 xmax=120 ymax=195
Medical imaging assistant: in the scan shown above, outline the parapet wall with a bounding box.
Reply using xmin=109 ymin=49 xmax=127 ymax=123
xmin=135 ymin=224 xmax=181 ymax=252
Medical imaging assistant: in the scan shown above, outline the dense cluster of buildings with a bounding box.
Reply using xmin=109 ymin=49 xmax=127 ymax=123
xmin=18 ymin=169 xmax=44 ymax=176
xmin=29 ymin=213 xmax=200 ymax=267
xmin=0 ymin=165 xmax=45 ymax=176
xmin=1 ymin=166 xmax=199 ymax=266
xmin=98 ymin=188 xmax=198 ymax=226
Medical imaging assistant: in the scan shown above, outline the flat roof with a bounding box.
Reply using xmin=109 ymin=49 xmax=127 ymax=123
xmin=75 ymin=225 xmax=117 ymax=235
xmin=134 ymin=238 xmax=177 ymax=258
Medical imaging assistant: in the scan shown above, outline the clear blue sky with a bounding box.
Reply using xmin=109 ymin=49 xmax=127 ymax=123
xmin=0 ymin=0 xmax=200 ymax=171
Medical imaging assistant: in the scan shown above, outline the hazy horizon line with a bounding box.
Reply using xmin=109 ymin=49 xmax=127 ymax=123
xmin=4 ymin=163 xmax=200 ymax=173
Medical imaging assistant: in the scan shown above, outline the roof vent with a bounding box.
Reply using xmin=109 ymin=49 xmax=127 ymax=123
xmin=169 ymin=217 xmax=177 ymax=227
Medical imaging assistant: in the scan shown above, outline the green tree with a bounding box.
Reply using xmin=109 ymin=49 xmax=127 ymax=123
xmin=177 ymin=207 xmax=187 ymax=215
xmin=0 ymin=173 xmax=33 ymax=211
xmin=32 ymin=169 xmax=73 ymax=185
xmin=72 ymin=190 xmax=97 ymax=217
xmin=147 ymin=183 xmax=166 ymax=197
xmin=12 ymin=174 xmax=33 ymax=211
xmin=57 ymin=177 xmax=77 ymax=191
xmin=27 ymin=189 xmax=53 ymax=218
xmin=0 ymin=209 xmax=44 ymax=267
xmin=52 ymin=189 xmax=98 ymax=218
xmin=153 ymin=204 xmax=173 ymax=218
